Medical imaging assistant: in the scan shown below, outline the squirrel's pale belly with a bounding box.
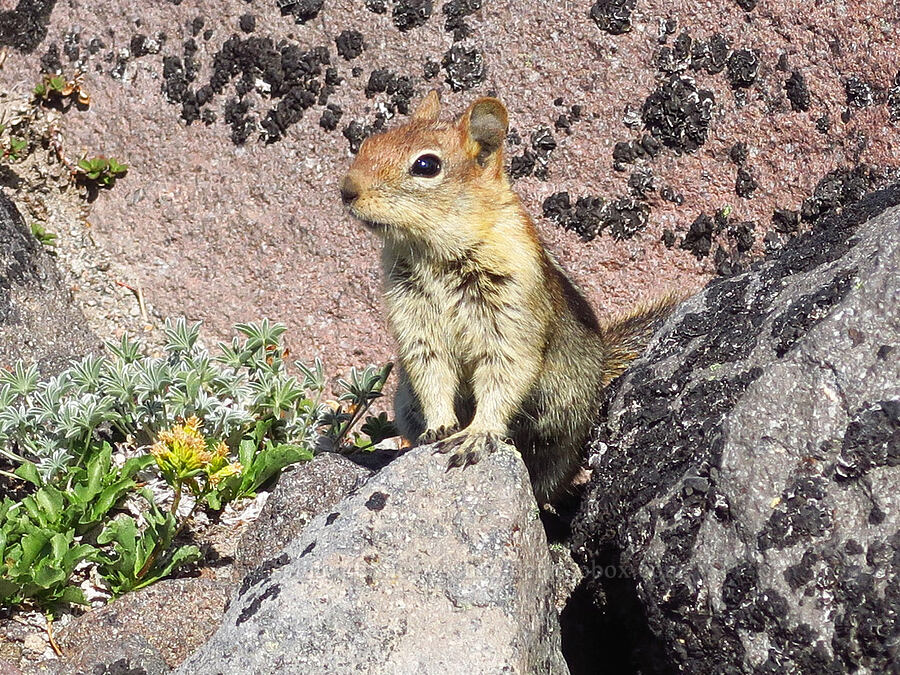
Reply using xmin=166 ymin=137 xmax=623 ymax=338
xmin=384 ymin=262 xmax=507 ymax=370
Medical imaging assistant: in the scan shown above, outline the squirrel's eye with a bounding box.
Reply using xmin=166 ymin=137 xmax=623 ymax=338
xmin=410 ymin=153 xmax=442 ymax=178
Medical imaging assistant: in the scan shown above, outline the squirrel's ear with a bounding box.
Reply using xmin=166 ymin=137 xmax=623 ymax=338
xmin=461 ymin=97 xmax=508 ymax=165
xmin=411 ymin=90 xmax=441 ymax=123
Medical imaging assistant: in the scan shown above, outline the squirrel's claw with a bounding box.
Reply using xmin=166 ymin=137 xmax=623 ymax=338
xmin=435 ymin=431 xmax=506 ymax=469
xmin=419 ymin=424 xmax=460 ymax=446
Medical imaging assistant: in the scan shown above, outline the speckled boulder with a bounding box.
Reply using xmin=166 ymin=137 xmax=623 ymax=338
xmin=178 ymin=442 xmax=569 ymax=675
xmin=52 ymin=577 xmax=233 ymax=672
xmin=571 ymin=186 xmax=900 ymax=673
xmin=0 ymin=191 xmax=100 ymax=373
xmin=233 ymin=451 xmax=373 ymax=576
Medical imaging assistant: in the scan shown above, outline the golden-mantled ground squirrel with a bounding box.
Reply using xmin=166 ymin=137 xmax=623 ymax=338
xmin=341 ymin=91 xmax=679 ymax=503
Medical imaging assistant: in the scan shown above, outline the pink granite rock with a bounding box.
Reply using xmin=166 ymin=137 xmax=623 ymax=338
xmin=0 ymin=0 xmax=896 ymax=378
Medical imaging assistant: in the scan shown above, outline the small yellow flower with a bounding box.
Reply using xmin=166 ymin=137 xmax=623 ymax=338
xmin=151 ymin=416 xmax=213 ymax=476
xmin=208 ymin=461 xmax=243 ymax=486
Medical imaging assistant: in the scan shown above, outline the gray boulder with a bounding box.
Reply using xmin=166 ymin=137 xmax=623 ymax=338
xmin=178 ymin=443 xmax=569 ymax=675
xmin=233 ymin=452 xmax=373 ymax=577
xmin=571 ymin=186 xmax=900 ymax=672
xmin=0 ymin=191 xmax=100 ymax=373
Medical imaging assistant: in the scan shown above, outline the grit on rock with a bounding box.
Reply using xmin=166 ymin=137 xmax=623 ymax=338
xmin=571 ymin=186 xmax=900 ymax=673
xmin=0 ymin=0 xmax=896 ymax=377
xmin=178 ymin=442 xmax=569 ymax=675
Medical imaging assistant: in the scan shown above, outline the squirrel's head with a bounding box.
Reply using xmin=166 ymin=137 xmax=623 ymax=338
xmin=340 ymin=90 xmax=512 ymax=250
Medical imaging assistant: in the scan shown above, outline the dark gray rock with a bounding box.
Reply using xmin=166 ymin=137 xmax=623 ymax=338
xmin=0 ymin=191 xmax=100 ymax=373
xmin=571 ymin=187 xmax=900 ymax=673
xmin=32 ymin=634 xmax=169 ymax=675
xmin=179 ymin=442 xmax=569 ymax=674
xmin=233 ymin=451 xmax=373 ymax=576
xmin=54 ymin=578 xmax=232 ymax=671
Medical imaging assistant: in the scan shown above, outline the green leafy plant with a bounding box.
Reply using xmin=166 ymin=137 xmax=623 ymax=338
xmin=96 ymin=489 xmax=200 ymax=596
xmin=0 ymin=121 xmax=29 ymax=163
xmin=0 ymin=318 xmax=396 ymax=616
xmin=0 ymin=443 xmax=152 ymax=611
xmin=325 ymin=363 xmax=396 ymax=450
xmin=76 ymin=156 xmax=127 ymax=188
xmin=33 ymin=73 xmax=90 ymax=109
xmin=30 ymin=222 xmax=58 ymax=247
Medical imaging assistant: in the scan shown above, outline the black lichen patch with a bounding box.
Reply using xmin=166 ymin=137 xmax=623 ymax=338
xmin=277 ymin=0 xmax=324 ymax=24
xmin=365 ymin=0 xmax=387 ymax=13
xmin=39 ymin=42 xmax=62 ymax=73
xmin=679 ymin=213 xmax=716 ymax=259
xmin=606 ymin=198 xmax=650 ymax=239
xmin=799 ymin=166 xmax=879 ymax=225
xmin=876 ymin=345 xmax=895 ymax=361
xmin=729 ymin=220 xmax=755 ymax=253
xmin=319 ymin=103 xmax=342 ymax=131
xmin=844 ymin=75 xmax=874 ymax=108
xmin=542 ymin=192 xmax=649 ymax=241
xmin=757 ymin=476 xmax=834 ymax=551
xmin=628 ymin=167 xmax=654 ymax=197
xmin=834 ymin=400 xmax=900 ymax=480
xmin=442 ymin=0 xmax=481 ymax=41
xmin=508 ymin=109 xmax=584 ymax=180
xmin=888 ymin=72 xmax=900 ymax=123
xmin=441 ymin=44 xmax=486 ymax=91
xmin=786 ymin=71 xmax=811 ymax=112
xmin=772 ymin=208 xmax=799 ymax=234
xmin=642 ymin=75 xmax=714 ymax=154
xmin=784 ymin=549 xmax=818 ymax=591
xmin=0 ymin=0 xmax=57 ymax=53
xmin=393 ymin=0 xmax=433 ymax=31
xmin=770 ymin=268 xmax=856 ymax=357
xmin=343 ymin=119 xmax=378 ymax=154
xmin=722 ymin=560 xmax=758 ymax=610
xmin=335 ymin=29 xmax=364 ymax=60
xmin=239 ymin=13 xmax=256 ymax=33
xmin=589 ymin=0 xmax=635 ymax=35
xmin=236 ymin=583 xmax=281 ymax=625
xmin=611 ymin=134 xmax=661 ymax=171
xmin=365 ymin=491 xmax=389 ymax=511
xmin=508 ymin=150 xmax=536 ymax=179
xmin=729 ymin=142 xmax=748 ymax=165
xmin=130 ymin=33 xmax=163 ymax=58
xmin=423 ymin=58 xmax=440 ymax=80
xmin=735 ymin=167 xmax=757 ymax=198
xmin=725 ymin=49 xmax=759 ymax=89
xmin=689 ymin=33 xmax=730 ymax=75
xmin=554 ymin=102 xmax=583 ymax=135
xmin=655 ymin=31 xmax=693 ymax=74
xmin=161 ymin=34 xmax=332 ymax=144
xmin=325 ymin=511 xmax=340 ymax=525
xmin=299 ymin=541 xmax=316 ymax=557
xmin=830 ymin=532 xmax=900 ymax=671
xmin=239 ymin=552 xmax=291 ymax=597
xmin=364 ymin=68 xmax=415 ymax=114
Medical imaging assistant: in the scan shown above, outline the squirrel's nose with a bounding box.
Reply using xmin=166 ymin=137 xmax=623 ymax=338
xmin=340 ymin=176 xmax=360 ymax=205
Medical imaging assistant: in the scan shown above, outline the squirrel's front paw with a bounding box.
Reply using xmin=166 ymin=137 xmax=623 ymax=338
xmin=417 ymin=424 xmax=460 ymax=445
xmin=433 ymin=431 xmax=508 ymax=469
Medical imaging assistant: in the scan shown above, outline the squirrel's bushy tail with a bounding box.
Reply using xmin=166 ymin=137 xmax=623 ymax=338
xmin=598 ymin=292 xmax=684 ymax=385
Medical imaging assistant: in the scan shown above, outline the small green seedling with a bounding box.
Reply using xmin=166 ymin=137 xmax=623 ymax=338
xmin=30 ymin=223 xmax=58 ymax=248
xmin=33 ymin=73 xmax=90 ymax=108
xmin=2 ymin=136 xmax=28 ymax=161
xmin=76 ymin=157 xmax=128 ymax=188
